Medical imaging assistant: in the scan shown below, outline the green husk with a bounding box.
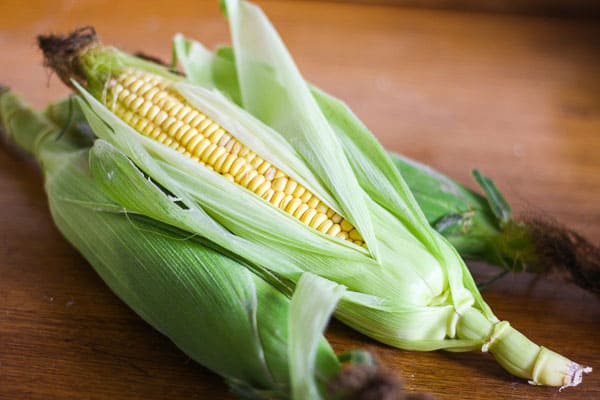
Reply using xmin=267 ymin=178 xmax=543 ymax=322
xmin=34 ymin=0 xmax=591 ymax=388
xmin=0 ymin=89 xmax=403 ymax=400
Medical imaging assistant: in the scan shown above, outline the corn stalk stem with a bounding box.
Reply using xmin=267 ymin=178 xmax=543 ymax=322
xmin=456 ymin=308 xmax=591 ymax=388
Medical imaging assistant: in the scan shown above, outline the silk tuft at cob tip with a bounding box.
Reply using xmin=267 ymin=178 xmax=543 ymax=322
xmin=38 ymin=26 xmax=98 ymax=89
xmin=522 ymin=216 xmax=600 ymax=293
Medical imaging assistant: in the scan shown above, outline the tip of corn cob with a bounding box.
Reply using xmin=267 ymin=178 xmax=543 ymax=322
xmin=37 ymin=26 xmax=98 ymax=88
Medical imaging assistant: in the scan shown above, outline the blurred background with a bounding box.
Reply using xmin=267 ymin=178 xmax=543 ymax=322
xmin=2 ymin=0 xmax=599 ymax=238
xmin=1 ymin=1 xmax=599 ymax=399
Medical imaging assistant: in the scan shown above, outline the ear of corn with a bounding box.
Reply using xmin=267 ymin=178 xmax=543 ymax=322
xmin=161 ymin=0 xmax=589 ymax=387
xmin=0 ymin=89 xmax=388 ymax=400
xmin=35 ymin=0 xmax=590 ymax=388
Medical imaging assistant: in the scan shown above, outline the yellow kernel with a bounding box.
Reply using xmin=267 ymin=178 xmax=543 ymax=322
xmin=156 ymin=132 xmax=168 ymax=143
xmin=265 ymin=167 xmax=276 ymax=181
xmin=122 ymin=75 xmax=136 ymax=88
xmin=138 ymin=101 xmax=152 ymax=117
xmin=255 ymin=180 xmax=271 ymax=197
xmin=241 ymin=170 xmax=258 ymax=187
xmin=209 ymin=128 xmax=226 ymax=144
xmin=176 ymin=106 xmax=192 ymax=120
xmin=223 ymin=173 xmax=235 ymax=182
xmin=257 ymin=161 xmax=271 ymax=175
xmin=231 ymin=142 xmax=242 ymax=154
xmin=327 ymin=224 xmax=341 ymax=236
xmin=316 ymin=203 xmax=329 ymax=214
xmin=168 ymin=121 xmax=183 ymax=137
xmin=284 ymin=180 xmax=298 ymax=195
xmin=340 ymin=220 xmax=353 ymax=232
xmin=175 ymin=124 xmax=191 ymax=141
xmin=218 ymin=134 xmax=232 ymax=147
xmin=207 ymin=146 xmax=226 ymax=166
xmin=181 ymin=128 xmax=199 ymax=146
xmin=169 ymin=103 xmax=183 ymax=116
xmin=300 ymin=208 xmax=317 ymax=225
xmin=147 ymin=105 xmax=160 ymax=120
xmin=192 ymin=138 xmax=211 ymax=159
xmin=137 ymin=82 xmax=153 ymax=96
xmin=131 ymin=96 xmax=144 ymax=110
xmin=336 ymin=231 xmax=348 ymax=240
xmin=273 ymin=177 xmax=288 ymax=192
xmin=248 ymin=174 xmax=266 ymax=192
xmin=310 ymin=213 xmax=327 ymax=229
xmin=184 ymin=110 xmax=199 ymax=124
xmin=293 ymin=186 xmax=306 ymax=198
xmin=224 ymin=139 xmax=235 ymax=152
xmin=124 ymin=93 xmax=137 ymax=107
xmin=163 ymin=116 xmax=177 ymax=130
xmin=293 ymin=204 xmax=309 ymax=219
xmin=230 ymin=158 xmax=247 ymax=176
xmin=307 ymin=198 xmax=320 ymax=209
xmin=153 ymin=90 xmax=167 ymax=103
xmin=332 ymin=214 xmax=342 ymax=224
xmin=300 ymin=192 xmax=312 ymax=203
xmin=204 ymin=123 xmax=220 ymax=138
xmin=136 ymin=119 xmax=149 ymax=133
xmin=213 ymin=152 xmax=230 ymax=172
xmin=200 ymin=143 xmax=218 ymax=163
xmin=281 ymin=195 xmax=294 ymax=209
xmin=198 ymin=118 xmax=212 ymax=132
xmin=149 ymin=126 xmax=162 ymax=139
xmin=220 ymin=154 xmax=238 ymax=174
xmin=286 ymin=198 xmax=302 ymax=214
xmin=274 ymin=171 xmax=285 ymax=179
xmin=190 ymin=113 xmax=207 ymax=128
xmin=349 ymin=229 xmax=362 ymax=241
xmin=154 ymin=110 xmax=168 ymax=125
xmin=129 ymin=78 xmax=144 ymax=93
xmin=263 ymin=188 xmax=275 ymax=202
xmin=270 ymin=192 xmax=285 ymax=208
xmin=118 ymin=88 xmax=130 ymax=101
xmin=144 ymin=87 xmax=160 ymax=102
xmin=317 ymin=220 xmax=333 ymax=234
xmin=187 ymin=134 xmax=204 ymax=154
xmin=251 ymin=157 xmax=263 ymax=169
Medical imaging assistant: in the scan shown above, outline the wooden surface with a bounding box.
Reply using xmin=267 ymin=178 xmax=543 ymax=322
xmin=1 ymin=1 xmax=599 ymax=399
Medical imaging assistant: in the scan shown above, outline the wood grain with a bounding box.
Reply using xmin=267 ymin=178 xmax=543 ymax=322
xmin=1 ymin=1 xmax=599 ymax=399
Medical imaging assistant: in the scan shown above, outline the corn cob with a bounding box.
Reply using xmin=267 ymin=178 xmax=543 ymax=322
xmin=0 ymin=88 xmax=414 ymax=400
xmin=106 ymin=67 xmax=363 ymax=245
xmin=36 ymin=0 xmax=590 ymax=389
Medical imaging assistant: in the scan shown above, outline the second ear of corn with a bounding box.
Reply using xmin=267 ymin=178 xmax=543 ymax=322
xmin=35 ymin=0 xmax=590 ymax=390
xmin=0 ymin=88 xmax=399 ymax=400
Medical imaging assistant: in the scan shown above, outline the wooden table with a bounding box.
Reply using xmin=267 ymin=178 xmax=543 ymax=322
xmin=1 ymin=1 xmax=599 ymax=399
